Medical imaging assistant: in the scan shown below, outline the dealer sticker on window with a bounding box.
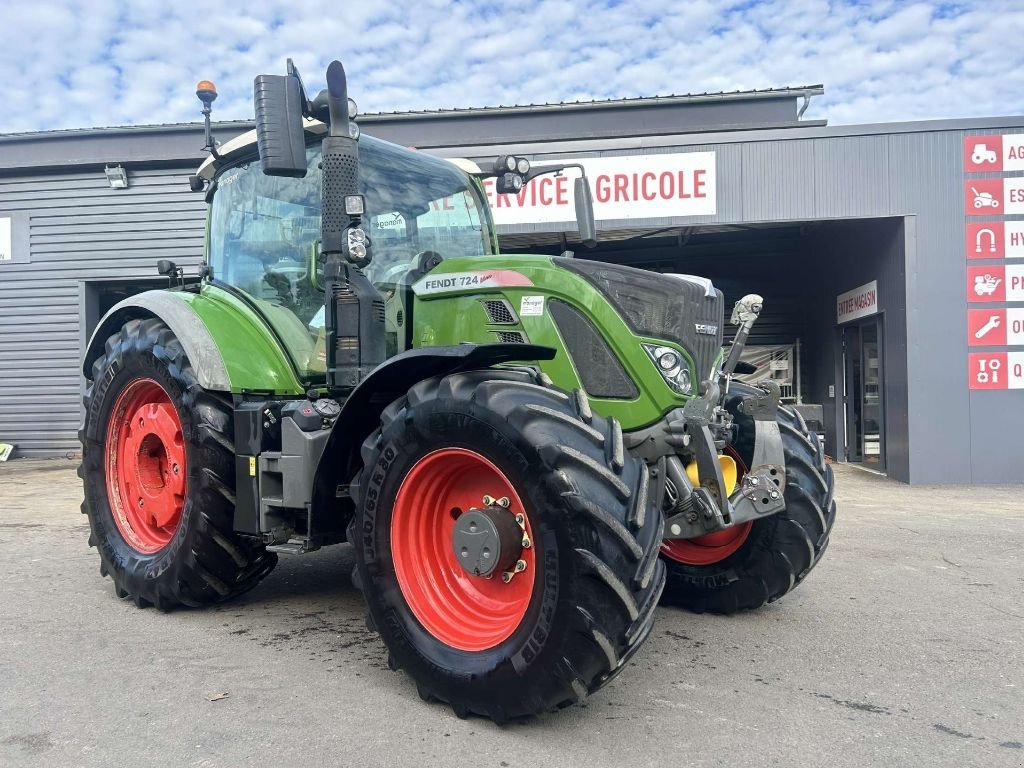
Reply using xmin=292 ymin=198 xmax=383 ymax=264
xmin=519 ymin=296 xmax=544 ymax=316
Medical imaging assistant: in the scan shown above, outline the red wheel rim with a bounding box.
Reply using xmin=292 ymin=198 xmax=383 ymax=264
xmin=660 ymin=447 xmax=752 ymax=566
xmin=104 ymin=378 xmax=187 ymax=554
xmin=390 ymin=448 xmax=536 ymax=652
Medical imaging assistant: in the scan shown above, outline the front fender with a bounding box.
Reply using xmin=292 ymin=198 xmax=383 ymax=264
xmin=310 ymin=343 xmax=556 ymax=526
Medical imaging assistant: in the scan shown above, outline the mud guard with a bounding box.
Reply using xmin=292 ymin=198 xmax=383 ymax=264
xmin=82 ymin=291 xmax=231 ymax=391
xmin=309 ymin=343 xmax=557 ymax=531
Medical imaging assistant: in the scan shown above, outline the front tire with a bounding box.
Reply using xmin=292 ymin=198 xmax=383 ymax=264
xmin=349 ymin=370 xmax=666 ymax=722
xmin=79 ymin=318 xmax=277 ymax=609
xmin=659 ymin=382 xmax=836 ymax=613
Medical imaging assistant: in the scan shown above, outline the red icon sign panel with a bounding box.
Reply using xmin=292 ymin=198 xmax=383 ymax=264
xmin=964 ymin=135 xmax=1003 ymax=172
xmin=965 ymin=178 xmax=1002 ymax=214
xmin=969 ymin=352 xmax=1009 ymax=389
xmin=966 ymin=222 xmax=1003 ymax=258
xmin=968 ymin=309 xmax=1007 ymax=346
xmin=964 ymin=134 xmax=1024 ymax=173
xmin=967 ymin=265 xmax=1006 ymax=302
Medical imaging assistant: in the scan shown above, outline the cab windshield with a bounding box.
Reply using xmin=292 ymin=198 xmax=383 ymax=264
xmin=208 ymin=135 xmax=493 ymax=380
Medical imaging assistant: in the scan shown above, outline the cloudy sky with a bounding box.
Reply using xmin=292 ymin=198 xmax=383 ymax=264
xmin=1 ymin=0 xmax=1021 ymax=134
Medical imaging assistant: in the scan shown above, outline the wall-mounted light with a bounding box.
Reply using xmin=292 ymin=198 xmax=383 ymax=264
xmin=104 ymin=164 xmax=128 ymax=189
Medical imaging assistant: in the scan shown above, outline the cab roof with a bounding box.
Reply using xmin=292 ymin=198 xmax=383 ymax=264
xmin=196 ymin=119 xmax=481 ymax=180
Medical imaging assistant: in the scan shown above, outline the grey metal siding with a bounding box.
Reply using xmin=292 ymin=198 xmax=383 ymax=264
xmin=0 ymin=167 xmax=204 ymax=456
xmin=740 ymin=140 xmax=816 ymax=220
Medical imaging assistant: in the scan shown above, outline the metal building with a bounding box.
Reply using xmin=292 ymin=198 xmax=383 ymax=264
xmin=1 ymin=87 xmax=1022 ymax=483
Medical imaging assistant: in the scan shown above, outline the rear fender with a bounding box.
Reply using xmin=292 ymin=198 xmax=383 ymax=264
xmin=82 ymin=291 xmax=230 ymax=391
xmin=309 ymin=343 xmax=556 ymax=528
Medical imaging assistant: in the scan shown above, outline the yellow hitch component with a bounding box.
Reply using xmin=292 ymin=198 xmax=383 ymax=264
xmin=685 ymin=454 xmax=738 ymax=496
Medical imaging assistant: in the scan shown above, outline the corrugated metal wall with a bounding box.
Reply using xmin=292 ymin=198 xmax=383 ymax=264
xmin=0 ymin=167 xmax=204 ymax=456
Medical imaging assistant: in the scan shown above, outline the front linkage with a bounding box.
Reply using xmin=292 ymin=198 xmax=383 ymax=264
xmin=627 ymin=294 xmax=789 ymax=541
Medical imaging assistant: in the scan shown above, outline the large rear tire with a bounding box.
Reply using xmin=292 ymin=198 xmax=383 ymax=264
xmin=349 ymin=370 xmax=666 ymax=722
xmin=79 ymin=318 xmax=277 ymax=609
xmin=659 ymin=382 xmax=836 ymax=613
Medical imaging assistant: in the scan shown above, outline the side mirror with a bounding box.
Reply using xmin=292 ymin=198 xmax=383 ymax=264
xmin=574 ymin=176 xmax=597 ymax=248
xmin=253 ymin=67 xmax=307 ymax=178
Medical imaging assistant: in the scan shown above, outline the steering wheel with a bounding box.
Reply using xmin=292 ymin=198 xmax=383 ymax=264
xmin=369 ymin=250 xmax=444 ymax=288
xmin=377 ymin=261 xmax=414 ymax=285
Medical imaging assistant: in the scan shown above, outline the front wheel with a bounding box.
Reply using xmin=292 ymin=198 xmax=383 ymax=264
xmin=659 ymin=382 xmax=836 ymax=613
xmin=349 ymin=371 xmax=666 ymax=722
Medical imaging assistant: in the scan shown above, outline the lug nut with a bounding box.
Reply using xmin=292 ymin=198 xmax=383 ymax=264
xmin=514 ymin=559 xmax=527 ymax=573
xmin=172 ymin=464 xmax=180 ymax=475
xmin=521 ymin=534 xmax=532 ymax=549
xmin=770 ymin=490 xmax=780 ymax=500
xmin=514 ymin=513 xmax=525 ymax=526
xmin=748 ymin=477 xmax=759 ymax=486
xmin=138 ymin=498 xmax=144 ymax=508
xmin=482 ymin=495 xmax=495 ymax=506
xmin=497 ymin=497 xmax=510 ymax=508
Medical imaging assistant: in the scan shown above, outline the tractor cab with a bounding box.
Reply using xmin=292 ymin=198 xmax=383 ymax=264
xmin=196 ymin=126 xmax=495 ymax=374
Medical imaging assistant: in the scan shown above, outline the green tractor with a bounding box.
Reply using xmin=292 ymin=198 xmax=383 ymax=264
xmin=79 ymin=60 xmax=835 ymax=721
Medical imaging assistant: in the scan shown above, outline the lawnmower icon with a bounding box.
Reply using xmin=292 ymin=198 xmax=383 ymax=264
xmin=971 ymin=143 xmax=998 ymax=165
xmin=972 ymin=187 xmax=1000 ymax=209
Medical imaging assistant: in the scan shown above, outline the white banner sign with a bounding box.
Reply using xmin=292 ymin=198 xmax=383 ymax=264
xmin=0 ymin=217 xmax=11 ymax=261
xmin=481 ymin=152 xmax=717 ymax=225
xmin=1006 ymin=177 xmax=1024 ymax=215
xmin=837 ymin=280 xmax=879 ymax=324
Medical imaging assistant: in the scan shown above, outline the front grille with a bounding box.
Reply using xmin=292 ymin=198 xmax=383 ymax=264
xmin=549 ymin=299 xmax=639 ymax=399
xmin=493 ymin=330 xmax=527 ymax=344
xmin=557 ymin=258 xmax=725 ymax=380
xmin=690 ymin=285 xmax=725 ymax=378
xmin=482 ymin=299 xmax=518 ymax=325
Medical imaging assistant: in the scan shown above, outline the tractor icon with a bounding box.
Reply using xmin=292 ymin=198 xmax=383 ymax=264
xmin=971 ymin=143 xmax=998 ymax=165
xmin=972 ymin=187 xmax=1000 ymax=209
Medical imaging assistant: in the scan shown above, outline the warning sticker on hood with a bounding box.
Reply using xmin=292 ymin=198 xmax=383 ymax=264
xmin=412 ymin=269 xmax=533 ymax=296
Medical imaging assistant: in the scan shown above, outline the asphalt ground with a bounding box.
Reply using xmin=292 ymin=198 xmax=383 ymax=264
xmin=0 ymin=459 xmax=1022 ymax=768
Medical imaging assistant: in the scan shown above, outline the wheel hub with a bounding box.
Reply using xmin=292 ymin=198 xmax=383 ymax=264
xmin=105 ymin=378 xmax=187 ymax=554
xmin=451 ymin=505 xmax=524 ymax=578
xmin=390 ymin=447 xmax=537 ymax=652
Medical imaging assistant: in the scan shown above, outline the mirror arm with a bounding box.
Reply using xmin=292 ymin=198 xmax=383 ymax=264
xmin=472 ymin=162 xmax=587 ymax=183
xmin=523 ymin=162 xmax=585 ymax=183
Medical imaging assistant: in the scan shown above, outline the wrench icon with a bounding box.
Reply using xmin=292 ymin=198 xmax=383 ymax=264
xmin=975 ymin=314 xmax=1001 ymax=339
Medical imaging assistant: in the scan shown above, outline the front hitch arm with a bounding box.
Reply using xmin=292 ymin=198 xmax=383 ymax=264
xmin=662 ymin=381 xmax=788 ymax=539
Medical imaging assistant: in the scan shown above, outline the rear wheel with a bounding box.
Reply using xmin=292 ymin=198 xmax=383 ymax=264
xmin=79 ymin=318 xmax=277 ymax=609
xmin=659 ymin=382 xmax=836 ymax=613
xmin=349 ymin=371 xmax=666 ymax=722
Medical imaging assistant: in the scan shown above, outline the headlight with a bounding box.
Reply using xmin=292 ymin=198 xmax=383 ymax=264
xmin=643 ymin=343 xmax=692 ymax=395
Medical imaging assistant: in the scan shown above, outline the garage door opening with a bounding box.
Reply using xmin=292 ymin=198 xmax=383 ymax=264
xmin=504 ymin=216 xmax=909 ymax=477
